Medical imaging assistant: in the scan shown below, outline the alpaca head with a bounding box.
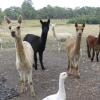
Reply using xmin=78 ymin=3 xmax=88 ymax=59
xmin=59 ymin=72 xmax=68 ymax=80
xmin=75 ymin=23 xmax=85 ymax=36
xmin=50 ymin=23 xmax=56 ymax=31
xmin=40 ymin=19 xmax=50 ymax=34
xmin=5 ymin=15 xmax=22 ymax=39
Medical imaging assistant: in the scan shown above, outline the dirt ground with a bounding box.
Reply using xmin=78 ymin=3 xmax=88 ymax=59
xmin=0 ymin=39 xmax=100 ymax=100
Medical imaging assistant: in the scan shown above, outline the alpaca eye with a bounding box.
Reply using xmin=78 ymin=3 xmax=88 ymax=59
xmin=9 ymin=26 xmax=11 ymax=30
xmin=17 ymin=26 xmax=20 ymax=29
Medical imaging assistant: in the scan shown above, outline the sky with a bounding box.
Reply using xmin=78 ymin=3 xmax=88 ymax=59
xmin=0 ymin=0 xmax=100 ymax=10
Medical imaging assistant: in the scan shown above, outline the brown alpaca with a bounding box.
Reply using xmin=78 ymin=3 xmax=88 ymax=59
xmin=66 ymin=23 xmax=85 ymax=78
xmin=5 ymin=16 xmax=35 ymax=96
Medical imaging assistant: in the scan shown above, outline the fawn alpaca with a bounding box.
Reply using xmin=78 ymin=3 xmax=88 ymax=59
xmin=66 ymin=23 xmax=85 ymax=78
xmin=5 ymin=16 xmax=35 ymax=96
xmin=86 ymin=24 xmax=100 ymax=61
xmin=51 ymin=24 xmax=72 ymax=51
xmin=24 ymin=19 xmax=50 ymax=70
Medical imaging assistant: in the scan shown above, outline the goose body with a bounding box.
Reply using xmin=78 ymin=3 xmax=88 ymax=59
xmin=43 ymin=72 xmax=67 ymax=100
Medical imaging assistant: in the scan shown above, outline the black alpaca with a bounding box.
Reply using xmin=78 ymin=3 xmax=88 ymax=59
xmin=24 ymin=19 xmax=50 ymax=70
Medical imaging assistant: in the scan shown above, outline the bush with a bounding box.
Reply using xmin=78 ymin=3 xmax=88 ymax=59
xmin=68 ymin=15 xmax=100 ymax=24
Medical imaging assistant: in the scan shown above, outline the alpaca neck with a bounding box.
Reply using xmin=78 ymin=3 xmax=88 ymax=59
xmin=57 ymin=78 xmax=65 ymax=96
xmin=52 ymin=27 xmax=57 ymax=39
xmin=40 ymin=30 xmax=48 ymax=49
xmin=74 ymin=35 xmax=82 ymax=54
xmin=15 ymin=37 xmax=25 ymax=60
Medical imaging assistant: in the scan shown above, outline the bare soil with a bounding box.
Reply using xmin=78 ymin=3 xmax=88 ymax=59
xmin=0 ymin=40 xmax=100 ymax=100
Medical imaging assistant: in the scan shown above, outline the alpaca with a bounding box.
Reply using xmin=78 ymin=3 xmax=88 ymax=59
xmin=5 ymin=15 xmax=35 ymax=96
xmin=91 ymin=32 xmax=100 ymax=62
xmin=66 ymin=23 xmax=85 ymax=78
xmin=43 ymin=72 xmax=67 ymax=100
xmin=51 ymin=24 xmax=72 ymax=51
xmin=86 ymin=24 xmax=100 ymax=61
xmin=24 ymin=19 xmax=50 ymax=70
xmin=86 ymin=35 xmax=97 ymax=58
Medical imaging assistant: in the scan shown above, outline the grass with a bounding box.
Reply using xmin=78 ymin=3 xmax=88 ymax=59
xmin=0 ymin=19 xmax=100 ymax=48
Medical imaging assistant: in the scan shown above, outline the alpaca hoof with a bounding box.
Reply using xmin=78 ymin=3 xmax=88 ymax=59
xmin=67 ymin=71 xmax=73 ymax=76
xmin=42 ymin=67 xmax=46 ymax=70
xmin=76 ymin=75 xmax=80 ymax=79
xmin=33 ymin=65 xmax=38 ymax=70
xmin=19 ymin=90 xmax=24 ymax=95
xmin=35 ymin=67 xmax=38 ymax=70
xmin=91 ymin=59 xmax=93 ymax=62
xmin=97 ymin=59 xmax=99 ymax=62
xmin=68 ymin=73 xmax=73 ymax=76
xmin=31 ymin=92 xmax=35 ymax=97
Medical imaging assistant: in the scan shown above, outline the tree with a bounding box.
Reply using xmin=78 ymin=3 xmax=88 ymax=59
xmin=4 ymin=7 xmax=21 ymax=19
xmin=0 ymin=9 xmax=4 ymax=24
xmin=21 ymin=0 xmax=36 ymax=19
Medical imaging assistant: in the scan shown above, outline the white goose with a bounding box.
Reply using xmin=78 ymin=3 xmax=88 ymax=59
xmin=43 ymin=72 xmax=68 ymax=100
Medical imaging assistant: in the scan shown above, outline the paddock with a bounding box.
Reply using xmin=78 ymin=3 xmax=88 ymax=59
xmin=0 ymin=24 xmax=100 ymax=100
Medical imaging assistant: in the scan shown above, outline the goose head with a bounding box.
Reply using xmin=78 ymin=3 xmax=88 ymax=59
xmin=59 ymin=72 xmax=68 ymax=80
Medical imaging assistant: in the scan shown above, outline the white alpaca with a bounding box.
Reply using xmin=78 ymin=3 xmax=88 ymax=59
xmin=5 ymin=15 xmax=35 ymax=96
xmin=51 ymin=24 xmax=72 ymax=51
xmin=43 ymin=72 xmax=67 ymax=100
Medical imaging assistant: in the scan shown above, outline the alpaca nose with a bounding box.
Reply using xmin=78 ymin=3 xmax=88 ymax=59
xmin=11 ymin=31 xmax=15 ymax=37
xmin=79 ymin=33 xmax=82 ymax=36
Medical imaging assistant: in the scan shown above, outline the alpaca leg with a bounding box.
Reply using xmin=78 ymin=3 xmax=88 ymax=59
xmin=39 ymin=52 xmax=45 ymax=70
xmin=89 ymin=48 xmax=91 ymax=58
xmin=67 ymin=57 xmax=70 ymax=71
xmin=70 ymin=65 xmax=74 ymax=75
xmin=86 ymin=40 xmax=91 ymax=58
xmin=58 ymin=42 xmax=61 ymax=51
xmin=68 ymin=63 xmax=73 ymax=75
xmin=75 ymin=66 xmax=80 ymax=78
xmin=33 ymin=52 xmax=37 ymax=70
xmin=67 ymin=67 xmax=72 ymax=76
xmin=28 ymin=70 xmax=35 ymax=96
xmin=91 ymin=48 xmax=95 ymax=61
xmin=96 ymin=51 xmax=99 ymax=62
xmin=19 ymin=71 xmax=25 ymax=94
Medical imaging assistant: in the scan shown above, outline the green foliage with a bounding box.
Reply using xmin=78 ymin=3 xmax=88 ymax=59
xmin=4 ymin=7 xmax=21 ymax=19
xmin=21 ymin=0 xmax=36 ymax=19
xmin=68 ymin=15 xmax=100 ymax=24
xmin=68 ymin=7 xmax=100 ymax=24
xmin=37 ymin=5 xmax=67 ymax=19
xmin=0 ymin=9 xmax=4 ymax=24
xmin=1 ymin=1 xmax=100 ymax=24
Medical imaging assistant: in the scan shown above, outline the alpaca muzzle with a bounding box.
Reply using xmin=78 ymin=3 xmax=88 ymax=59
xmin=11 ymin=31 xmax=16 ymax=37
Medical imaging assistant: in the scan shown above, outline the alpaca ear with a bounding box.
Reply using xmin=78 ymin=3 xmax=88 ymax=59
xmin=40 ymin=19 xmax=43 ymax=24
xmin=4 ymin=16 xmax=11 ymax=24
xmin=82 ymin=23 xmax=85 ymax=27
xmin=75 ymin=23 xmax=78 ymax=27
xmin=18 ymin=15 xmax=22 ymax=24
xmin=47 ymin=19 xmax=50 ymax=24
